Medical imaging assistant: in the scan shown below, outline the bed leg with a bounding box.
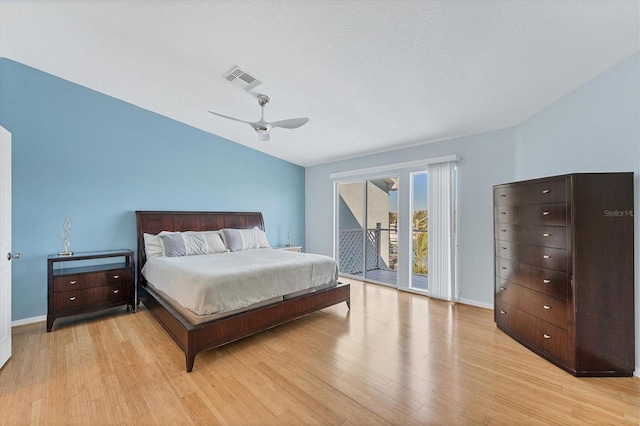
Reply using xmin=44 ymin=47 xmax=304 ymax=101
xmin=186 ymin=352 xmax=196 ymax=373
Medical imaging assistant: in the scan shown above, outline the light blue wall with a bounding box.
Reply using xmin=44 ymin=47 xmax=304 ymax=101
xmin=0 ymin=59 xmax=305 ymax=321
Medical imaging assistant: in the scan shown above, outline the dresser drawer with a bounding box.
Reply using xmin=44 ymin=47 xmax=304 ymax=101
xmin=496 ymin=300 xmax=568 ymax=363
xmin=495 ymin=257 xmax=568 ymax=300
xmin=496 ymin=279 xmax=567 ymax=328
xmin=495 ymin=240 xmax=568 ymax=272
xmin=495 ymin=203 xmax=567 ymax=226
xmin=494 ymin=179 xmax=567 ymax=206
xmin=495 ymin=223 xmax=567 ymax=249
xmin=51 ymin=283 xmax=133 ymax=313
xmin=53 ymin=268 xmax=132 ymax=293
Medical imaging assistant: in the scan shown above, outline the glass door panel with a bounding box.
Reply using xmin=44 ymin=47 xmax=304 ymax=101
xmin=410 ymin=172 xmax=428 ymax=291
xmin=364 ymin=177 xmax=398 ymax=285
xmin=337 ymin=181 xmax=364 ymax=277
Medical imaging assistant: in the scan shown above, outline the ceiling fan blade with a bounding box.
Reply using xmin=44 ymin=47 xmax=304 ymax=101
xmin=269 ymin=117 xmax=309 ymax=129
xmin=207 ymin=110 xmax=252 ymax=124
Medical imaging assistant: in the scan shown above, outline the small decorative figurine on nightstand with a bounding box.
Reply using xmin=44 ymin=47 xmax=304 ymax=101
xmin=58 ymin=217 xmax=73 ymax=256
xmin=286 ymin=225 xmax=292 ymax=247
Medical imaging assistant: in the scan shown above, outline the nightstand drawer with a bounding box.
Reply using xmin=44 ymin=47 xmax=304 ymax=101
xmin=53 ymin=268 xmax=132 ymax=292
xmin=52 ymin=283 xmax=133 ymax=313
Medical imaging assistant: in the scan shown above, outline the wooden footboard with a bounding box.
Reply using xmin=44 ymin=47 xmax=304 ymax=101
xmin=139 ymin=281 xmax=350 ymax=371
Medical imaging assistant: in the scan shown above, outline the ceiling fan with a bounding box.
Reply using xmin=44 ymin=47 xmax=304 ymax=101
xmin=208 ymin=95 xmax=309 ymax=141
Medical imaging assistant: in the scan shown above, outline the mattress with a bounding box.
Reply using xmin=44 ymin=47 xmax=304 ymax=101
xmin=141 ymin=248 xmax=338 ymax=316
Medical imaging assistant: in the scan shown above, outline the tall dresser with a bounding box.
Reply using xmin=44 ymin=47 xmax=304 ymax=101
xmin=494 ymin=173 xmax=634 ymax=377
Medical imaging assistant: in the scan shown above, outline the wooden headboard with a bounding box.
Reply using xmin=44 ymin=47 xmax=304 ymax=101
xmin=135 ymin=211 xmax=265 ymax=284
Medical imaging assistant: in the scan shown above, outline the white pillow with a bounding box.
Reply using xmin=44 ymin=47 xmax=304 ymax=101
xmin=143 ymin=232 xmax=172 ymax=258
xmin=253 ymin=226 xmax=270 ymax=249
xmin=160 ymin=232 xmax=210 ymax=257
xmin=144 ymin=230 xmax=228 ymax=258
xmin=190 ymin=231 xmax=227 ymax=254
xmin=221 ymin=227 xmax=270 ymax=252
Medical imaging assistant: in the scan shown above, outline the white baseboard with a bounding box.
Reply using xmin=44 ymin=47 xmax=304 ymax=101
xmin=12 ymin=315 xmax=46 ymax=327
xmin=457 ymin=297 xmax=493 ymax=310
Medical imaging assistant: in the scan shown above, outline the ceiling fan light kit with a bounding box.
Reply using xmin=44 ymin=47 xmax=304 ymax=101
xmin=208 ymin=95 xmax=309 ymax=142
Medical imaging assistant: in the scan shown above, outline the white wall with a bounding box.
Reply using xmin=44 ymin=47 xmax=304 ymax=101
xmin=306 ymin=52 xmax=639 ymax=375
xmin=305 ymin=127 xmax=516 ymax=307
xmin=514 ymin=53 xmax=639 ymax=376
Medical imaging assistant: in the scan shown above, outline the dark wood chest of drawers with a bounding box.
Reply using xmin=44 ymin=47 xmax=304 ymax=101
xmin=47 ymin=250 xmax=135 ymax=331
xmin=494 ymin=173 xmax=634 ymax=376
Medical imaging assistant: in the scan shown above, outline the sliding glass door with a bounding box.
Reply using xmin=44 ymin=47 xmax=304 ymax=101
xmin=336 ymin=177 xmax=398 ymax=286
xmin=334 ymin=157 xmax=457 ymax=296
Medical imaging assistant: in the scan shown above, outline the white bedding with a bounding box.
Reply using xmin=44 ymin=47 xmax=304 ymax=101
xmin=141 ymin=249 xmax=338 ymax=316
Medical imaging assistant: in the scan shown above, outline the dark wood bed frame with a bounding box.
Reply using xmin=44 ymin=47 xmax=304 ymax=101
xmin=135 ymin=211 xmax=350 ymax=372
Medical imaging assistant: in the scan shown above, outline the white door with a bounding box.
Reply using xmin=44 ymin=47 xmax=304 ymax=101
xmin=0 ymin=126 xmax=12 ymax=369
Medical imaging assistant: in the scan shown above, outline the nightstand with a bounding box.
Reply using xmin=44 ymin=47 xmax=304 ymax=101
xmin=275 ymin=246 xmax=302 ymax=253
xmin=47 ymin=249 xmax=135 ymax=331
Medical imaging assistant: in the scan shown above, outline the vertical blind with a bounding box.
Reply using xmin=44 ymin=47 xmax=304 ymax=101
xmin=426 ymin=160 xmax=456 ymax=301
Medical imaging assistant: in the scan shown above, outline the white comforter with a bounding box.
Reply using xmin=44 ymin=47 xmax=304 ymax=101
xmin=141 ymin=249 xmax=338 ymax=315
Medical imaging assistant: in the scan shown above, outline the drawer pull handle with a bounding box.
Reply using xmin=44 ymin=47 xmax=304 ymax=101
xmin=501 ymin=229 xmax=507 ymax=232
xmin=542 ymin=233 xmax=551 ymax=237
xmin=542 ymin=189 xmax=550 ymax=194
xmin=543 ymin=279 xmax=551 ymax=284
xmin=501 ymin=246 xmax=507 ymax=250
xmin=542 ymin=211 xmax=550 ymax=216
xmin=500 ymin=310 xmax=507 ymax=314
xmin=500 ymin=211 xmax=506 ymax=215
xmin=543 ymin=305 xmax=551 ymax=310
xmin=501 ymin=266 xmax=507 ymax=270
xmin=113 ymin=275 xmax=119 ymax=279
xmin=69 ymin=280 xmax=77 ymax=285
xmin=500 ymin=287 xmax=507 ymax=291
xmin=543 ymin=255 xmax=551 ymax=259
xmin=500 ymin=194 xmax=506 ymax=197
xmin=113 ymin=289 xmax=119 ymax=294
xmin=543 ymin=334 xmax=551 ymax=339
xmin=69 ymin=296 xmax=76 ymax=301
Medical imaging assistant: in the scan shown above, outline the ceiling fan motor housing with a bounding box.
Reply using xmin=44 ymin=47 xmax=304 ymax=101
xmin=257 ymin=95 xmax=270 ymax=107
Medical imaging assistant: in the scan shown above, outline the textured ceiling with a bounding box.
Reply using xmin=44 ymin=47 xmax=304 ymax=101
xmin=1 ymin=0 xmax=638 ymax=167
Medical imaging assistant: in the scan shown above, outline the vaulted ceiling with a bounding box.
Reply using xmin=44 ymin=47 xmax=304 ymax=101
xmin=1 ymin=1 xmax=638 ymax=167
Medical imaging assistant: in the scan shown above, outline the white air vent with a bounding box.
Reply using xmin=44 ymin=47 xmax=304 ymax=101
xmin=222 ymin=66 xmax=261 ymax=91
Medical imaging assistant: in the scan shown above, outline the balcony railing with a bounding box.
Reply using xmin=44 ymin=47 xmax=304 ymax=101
xmin=339 ymin=226 xmax=428 ymax=290
xmin=338 ymin=224 xmax=397 ymax=276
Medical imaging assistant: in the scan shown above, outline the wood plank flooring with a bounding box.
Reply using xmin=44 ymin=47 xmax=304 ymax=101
xmin=1 ymin=278 xmax=638 ymax=425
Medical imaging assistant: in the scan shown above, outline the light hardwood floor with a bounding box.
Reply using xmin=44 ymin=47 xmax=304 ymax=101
xmin=1 ymin=278 xmax=639 ymax=425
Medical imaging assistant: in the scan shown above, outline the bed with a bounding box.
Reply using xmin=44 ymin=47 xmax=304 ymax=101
xmin=135 ymin=211 xmax=350 ymax=372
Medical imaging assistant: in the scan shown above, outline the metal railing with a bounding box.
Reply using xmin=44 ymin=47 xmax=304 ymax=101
xmin=338 ymin=223 xmax=397 ymax=275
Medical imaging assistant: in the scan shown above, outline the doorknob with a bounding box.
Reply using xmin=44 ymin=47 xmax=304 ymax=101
xmin=7 ymin=252 xmax=20 ymax=261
